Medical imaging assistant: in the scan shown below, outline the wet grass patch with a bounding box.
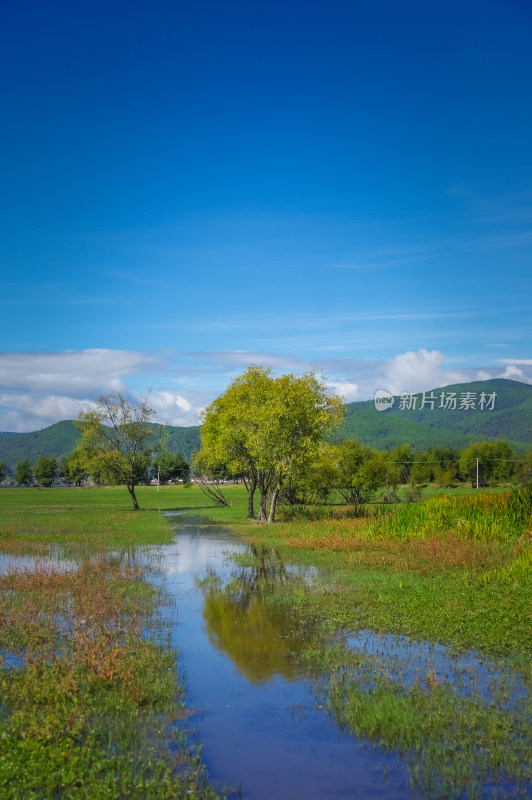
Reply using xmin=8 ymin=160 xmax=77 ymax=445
xmin=304 ymin=629 xmax=531 ymax=799
xmin=230 ymin=489 xmax=532 ymax=797
xmin=327 ymin=661 xmax=530 ymax=799
xmin=0 ymin=488 xmax=224 ymax=799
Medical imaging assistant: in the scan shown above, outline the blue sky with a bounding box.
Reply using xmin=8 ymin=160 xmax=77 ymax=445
xmin=1 ymin=0 xmax=531 ymax=431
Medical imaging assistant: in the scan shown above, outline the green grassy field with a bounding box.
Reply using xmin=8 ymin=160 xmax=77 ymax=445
xmin=0 ymin=483 xmax=530 ymax=798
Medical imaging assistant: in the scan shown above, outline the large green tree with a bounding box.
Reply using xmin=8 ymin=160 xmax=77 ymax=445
xmin=429 ymin=446 xmax=461 ymax=487
xmin=152 ymin=451 xmax=190 ymax=484
xmin=335 ymin=440 xmax=390 ymax=505
xmin=279 ymin=442 xmax=339 ymax=506
xmin=74 ymin=392 xmax=158 ymax=510
xmin=34 ymin=456 xmax=57 ymax=488
xmin=15 ymin=458 xmax=33 ymax=487
xmin=459 ymin=441 xmax=516 ymax=487
xmin=197 ymin=366 xmax=343 ymax=522
xmin=0 ymin=461 xmax=5 ymax=484
xmin=60 ymin=453 xmax=87 ymax=487
xmin=196 ymin=365 xmax=273 ymax=519
xmin=389 ymin=443 xmax=414 ymax=484
xmin=261 ymin=372 xmax=344 ymax=521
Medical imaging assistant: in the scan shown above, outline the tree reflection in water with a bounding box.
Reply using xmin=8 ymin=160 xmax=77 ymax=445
xmin=197 ymin=545 xmax=312 ymax=683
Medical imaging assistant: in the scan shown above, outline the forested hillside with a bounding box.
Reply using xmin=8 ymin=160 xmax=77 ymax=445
xmin=334 ymin=379 xmax=531 ymax=452
xmin=1 ymin=379 xmax=530 ymax=474
xmin=0 ymin=421 xmax=201 ymax=473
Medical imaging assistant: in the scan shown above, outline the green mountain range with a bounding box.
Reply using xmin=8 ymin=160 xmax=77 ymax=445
xmin=332 ymin=378 xmax=532 ymax=453
xmin=0 ymin=421 xmax=201 ymax=474
xmin=0 ymin=379 xmax=530 ymax=474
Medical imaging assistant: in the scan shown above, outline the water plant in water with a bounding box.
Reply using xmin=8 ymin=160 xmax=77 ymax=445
xmin=322 ymin=637 xmax=531 ymax=799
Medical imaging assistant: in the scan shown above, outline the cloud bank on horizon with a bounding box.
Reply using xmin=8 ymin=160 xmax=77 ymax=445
xmin=0 ymin=348 xmax=530 ymax=433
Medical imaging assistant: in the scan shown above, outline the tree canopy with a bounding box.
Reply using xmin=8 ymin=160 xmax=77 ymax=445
xmin=459 ymin=441 xmax=517 ymax=487
xmin=60 ymin=453 xmax=87 ymax=487
xmin=15 ymin=458 xmax=33 ymax=487
xmin=335 ymin=440 xmax=390 ymax=505
xmin=152 ymin=451 xmax=190 ymax=484
xmin=74 ymin=392 xmax=159 ymax=510
xmin=34 ymin=456 xmax=57 ymax=488
xmin=197 ymin=365 xmax=344 ymax=522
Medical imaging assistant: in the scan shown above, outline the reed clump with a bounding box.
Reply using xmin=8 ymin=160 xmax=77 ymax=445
xmin=0 ymin=557 xmax=221 ymax=799
xmin=369 ymin=486 xmax=532 ymax=542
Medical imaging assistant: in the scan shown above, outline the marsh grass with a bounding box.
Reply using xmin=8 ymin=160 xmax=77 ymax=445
xmin=327 ymin=663 xmax=531 ymax=799
xmin=236 ymin=487 xmax=532 ymax=797
xmin=2 ymin=484 xmax=531 ymax=798
xmin=369 ymin=486 xmax=532 ymax=542
xmin=299 ymin=631 xmax=531 ymax=799
xmin=0 ymin=487 xmax=224 ymax=799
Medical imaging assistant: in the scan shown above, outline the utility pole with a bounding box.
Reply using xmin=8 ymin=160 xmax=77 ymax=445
xmin=476 ymin=457 xmax=479 ymax=490
xmin=157 ymin=465 xmax=160 ymax=491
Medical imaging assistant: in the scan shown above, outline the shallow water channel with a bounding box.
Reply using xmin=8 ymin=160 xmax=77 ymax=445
xmin=140 ymin=515 xmax=413 ymax=799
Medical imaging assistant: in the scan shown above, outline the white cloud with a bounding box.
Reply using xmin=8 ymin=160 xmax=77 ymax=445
xmin=175 ymin=395 xmax=192 ymax=412
xmin=0 ymin=349 xmax=165 ymax=396
xmin=148 ymin=391 xmax=199 ymax=426
xmin=380 ymin=349 xmax=467 ymax=395
xmin=0 ymin=394 xmax=96 ymax=433
xmin=328 ymin=381 xmax=360 ymax=402
xmin=323 ymin=350 xmax=532 ymax=403
xmin=1 ymin=347 xmax=531 ymax=433
xmin=0 ymin=394 xmax=95 ymax=420
xmin=498 ymin=365 xmax=525 ymax=380
xmin=0 ymin=349 xmax=168 ymax=432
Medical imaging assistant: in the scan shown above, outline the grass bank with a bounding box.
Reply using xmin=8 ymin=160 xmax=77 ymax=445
xmin=0 ymin=486 xmax=224 ymax=799
xmin=232 ymin=486 xmax=532 ymax=660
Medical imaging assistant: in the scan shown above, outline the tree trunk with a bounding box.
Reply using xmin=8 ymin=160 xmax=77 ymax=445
xmin=256 ymin=470 xmax=274 ymax=523
xmin=248 ymin=488 xmax=255 ymax=518
xmin=267 ymin=483 xmax=281 ymax=523
xmin=243 ymin=474 xmax=257 ymax=519
xmin=127 ymin=483 xmax=140 ymax=510
xmin=256 ymin=491 xmax=268 ymax=523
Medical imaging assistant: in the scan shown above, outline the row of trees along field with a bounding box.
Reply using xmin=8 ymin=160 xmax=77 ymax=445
xmin=6 ymin=450 xmax=190 ymax=495
xmin=1 ymin=368 xmax=531 ymax=518
xmin=194 ymin=367 xmax=532 ymax=521
xmin=269 ymin=438 xmax=531 ymax=508
xmin=2 ymin=391 xmax=189 ymax=508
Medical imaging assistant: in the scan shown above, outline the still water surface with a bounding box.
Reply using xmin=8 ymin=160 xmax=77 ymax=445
xmin=141 ymin=515 xmax=411 ymax=799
